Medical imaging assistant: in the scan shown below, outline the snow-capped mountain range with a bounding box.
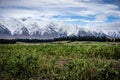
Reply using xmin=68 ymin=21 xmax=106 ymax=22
xmin=0 ymin=18 xmax=120 ymax=39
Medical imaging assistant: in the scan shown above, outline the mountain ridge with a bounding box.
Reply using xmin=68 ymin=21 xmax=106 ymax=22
xmin=0 ymin=18 xmax=120 ymax=39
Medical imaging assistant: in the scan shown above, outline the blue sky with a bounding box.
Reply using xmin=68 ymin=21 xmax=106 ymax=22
xmin=0 ymin=0 xmax=120 ymax=27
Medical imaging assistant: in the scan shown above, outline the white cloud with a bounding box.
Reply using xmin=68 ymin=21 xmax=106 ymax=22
xmin=0 ymin=0 xmax=120 ymax=29
xmin=85 ymin=20 xmax=120 ymax=32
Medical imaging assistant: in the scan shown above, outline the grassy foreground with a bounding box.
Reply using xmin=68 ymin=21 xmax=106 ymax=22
xmin=0 ymin=42 xmax=120 ymax=80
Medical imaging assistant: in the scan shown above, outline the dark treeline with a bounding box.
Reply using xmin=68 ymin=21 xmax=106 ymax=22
xmin=0 ymin=39 xmax=16 ymax=44
xmin=54 ymin=36 xmax=120 ymax=42
xmin=0 ymin=36 xmax=120 ymax=44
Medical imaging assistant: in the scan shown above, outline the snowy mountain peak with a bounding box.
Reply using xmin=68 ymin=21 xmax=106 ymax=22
xmin=0 ymin=18 xmax=120 ymax=39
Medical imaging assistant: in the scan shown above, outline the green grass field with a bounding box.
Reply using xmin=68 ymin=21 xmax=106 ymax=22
xmin=0 ymin=42 xmax=120 ymax=80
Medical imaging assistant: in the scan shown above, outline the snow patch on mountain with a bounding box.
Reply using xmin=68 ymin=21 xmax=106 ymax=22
xmin=0 ymin=23 xmax=12 ymax=39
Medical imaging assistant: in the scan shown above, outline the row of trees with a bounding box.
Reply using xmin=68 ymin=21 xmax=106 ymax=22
xmin=0 ymin=39 xmax=16 ymax=44
xmin=55 ymin=36 xmax=120 ymax=42
xmin=0 ymin=36 xmax=120 ymax=44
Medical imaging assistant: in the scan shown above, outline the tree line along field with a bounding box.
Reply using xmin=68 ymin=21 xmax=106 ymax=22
xmin=0 ymin=42 xmax=120 ymax=80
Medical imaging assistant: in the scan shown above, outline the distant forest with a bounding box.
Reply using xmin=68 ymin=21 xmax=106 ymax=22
xmin=0 ymin=36 xmax=120 ymax=44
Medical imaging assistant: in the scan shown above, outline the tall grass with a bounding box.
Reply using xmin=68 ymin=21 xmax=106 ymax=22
xmin=0 ymin=42 xmax=120 ymax=80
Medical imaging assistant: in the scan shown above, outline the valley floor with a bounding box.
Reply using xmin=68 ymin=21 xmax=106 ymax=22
xmin=0 ymin=42 xmax=120 ymax=80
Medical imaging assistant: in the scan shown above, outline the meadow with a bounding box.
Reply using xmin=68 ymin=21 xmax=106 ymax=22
xmin=0 ymin=41 xmax=120 ymax=80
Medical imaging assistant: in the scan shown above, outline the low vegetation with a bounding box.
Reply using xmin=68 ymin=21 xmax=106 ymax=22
xmin=0 ymin=42 xmax=120 ymax=80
